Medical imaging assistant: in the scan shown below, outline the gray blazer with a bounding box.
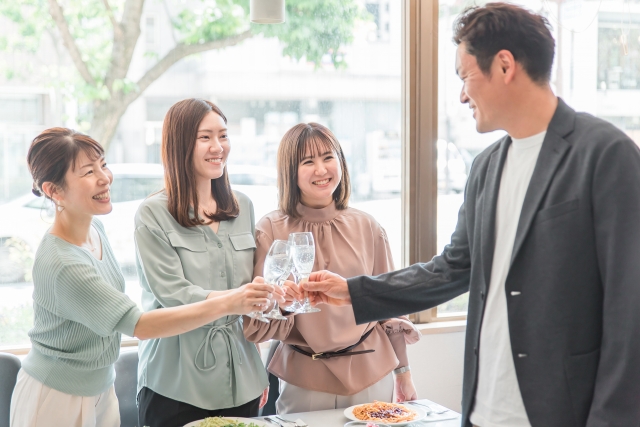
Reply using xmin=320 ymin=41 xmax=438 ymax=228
xmin=348 ymin=99 xmax=640 ymax=427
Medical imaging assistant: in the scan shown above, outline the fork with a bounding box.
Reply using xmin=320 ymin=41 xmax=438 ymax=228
xmin=405 ymin=401 xmax=433 ymax=415
xmin=406 ymin=401 xmax=450 ymax=415
xmin=274 ymin=415 xmax=308 ymax=427
xmin=264 ymin=417 xmax=285 ymax=427
xmin=426 ymin=405 xmax=450 ymax=415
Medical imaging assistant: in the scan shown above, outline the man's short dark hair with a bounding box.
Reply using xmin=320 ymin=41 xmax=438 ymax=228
xmin=453 ymin=2 xmax=555 ymax=84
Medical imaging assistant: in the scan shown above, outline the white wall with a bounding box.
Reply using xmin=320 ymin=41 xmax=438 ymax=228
xmin=407 ymin=328 xmax=466 ymax=413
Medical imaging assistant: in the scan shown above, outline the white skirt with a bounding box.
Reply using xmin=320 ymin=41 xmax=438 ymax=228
xmin=276 ymin=373 xmax=394 ymax=414
xmin=10 ymin=369 xmax=120 ymax=427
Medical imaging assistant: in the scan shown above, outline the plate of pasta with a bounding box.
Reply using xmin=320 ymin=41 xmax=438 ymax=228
xmin=344 ymin=401 xmax=426 ymax=426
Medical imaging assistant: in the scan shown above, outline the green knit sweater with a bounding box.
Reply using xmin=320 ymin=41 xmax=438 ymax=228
xmin=21 ymin=219 xmax=142 ymax=396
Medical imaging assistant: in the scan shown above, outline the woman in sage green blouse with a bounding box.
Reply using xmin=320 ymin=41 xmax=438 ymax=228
xmin=11 ymin=128 xmax=277 ymax=427
xmin=135 ymin=99 xmax=272 ymax=427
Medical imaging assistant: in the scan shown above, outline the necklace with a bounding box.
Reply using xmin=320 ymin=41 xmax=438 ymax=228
xmin=87 ymin=232 xmax=97 ymax=252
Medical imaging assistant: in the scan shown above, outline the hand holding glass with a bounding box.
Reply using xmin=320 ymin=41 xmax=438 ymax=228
xmin=289 ymin=232 xmax=321 ymax=313
xmin=263 ymin=240 xmax=291 ymax=320
xmin=247 ymin=240 xmax=291 ymax=323
xmin=282 ymin=262 xmax=303 ymax=312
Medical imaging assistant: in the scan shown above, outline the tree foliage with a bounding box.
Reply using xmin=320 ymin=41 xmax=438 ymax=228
xmin=0 ymin=0 xmax=364 ymax=150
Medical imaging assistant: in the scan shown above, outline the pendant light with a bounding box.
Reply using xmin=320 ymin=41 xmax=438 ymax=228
xmin=250 ymin=0 xmax=285 ymax=24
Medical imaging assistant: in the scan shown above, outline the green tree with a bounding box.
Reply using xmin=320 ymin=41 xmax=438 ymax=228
xmin=0 ymin=0 xmax=362 ymax=152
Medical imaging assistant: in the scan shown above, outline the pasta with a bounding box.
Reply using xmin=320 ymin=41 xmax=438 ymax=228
xmin=353 ymin=401 xmax=417 ymax=423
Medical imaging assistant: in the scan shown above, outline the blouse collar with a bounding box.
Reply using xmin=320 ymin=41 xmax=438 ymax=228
xmin=296 ymin=201 xmax=339 ymax=223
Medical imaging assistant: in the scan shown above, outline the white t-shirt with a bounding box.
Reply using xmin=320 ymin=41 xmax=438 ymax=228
xmin=469 ymin=131 xmax=546 ymax=427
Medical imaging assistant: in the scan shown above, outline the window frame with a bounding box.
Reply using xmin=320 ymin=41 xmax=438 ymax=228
xmin=0 ymin=0 xmax=460 ymax=356
xmin=402 ymin=0 xmax=465 ymax=324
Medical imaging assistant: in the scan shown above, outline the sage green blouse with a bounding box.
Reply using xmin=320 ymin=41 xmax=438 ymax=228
xmin=134 ymin=190 xmax=268 ymax=410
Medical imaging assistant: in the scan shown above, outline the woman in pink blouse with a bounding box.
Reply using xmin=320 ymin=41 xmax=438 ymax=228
xmin=243 ymin=123 xmax=420 ymax=414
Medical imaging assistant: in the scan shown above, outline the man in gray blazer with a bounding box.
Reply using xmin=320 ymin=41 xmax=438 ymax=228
xmin=303 ymin=4 xmax=640 ymax=427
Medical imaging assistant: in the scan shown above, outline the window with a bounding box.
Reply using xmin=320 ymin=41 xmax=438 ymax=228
xmin=0 ymin=1 xmax=403 ymax=349
xmin=598 ymin=21 xmax=640 ymax=90
xmin=365 ymin=1 xmax=392 ymax=41
xmin=430 ymin=0 xmax=640 ymax=319
xmin=145 ymin=16 xmax=155 ymax=45
xmin=0 ymin=95 xmax=43 ymax=125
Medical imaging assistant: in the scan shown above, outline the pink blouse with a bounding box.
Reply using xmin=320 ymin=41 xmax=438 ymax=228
xmin=243 ymin=202 xmax=420 ymax=396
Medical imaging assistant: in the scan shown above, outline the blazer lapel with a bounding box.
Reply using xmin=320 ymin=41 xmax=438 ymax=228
xmin=510 ymin=100 xmax=575 ymax=265
xmin=481 ymin=137 xmax=510 ymax=289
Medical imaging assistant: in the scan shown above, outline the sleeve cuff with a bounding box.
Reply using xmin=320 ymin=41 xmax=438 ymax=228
xmin=189 ymin=288 xmax=212 ymax=304
xmin=348 ymin=276 xmax=371 ymax=325
xmin=114 ymin=306 xmax=144 ymax=337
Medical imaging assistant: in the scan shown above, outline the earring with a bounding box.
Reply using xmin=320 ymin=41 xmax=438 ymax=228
xmin=56 ymin=200 xmax=64 ymax=212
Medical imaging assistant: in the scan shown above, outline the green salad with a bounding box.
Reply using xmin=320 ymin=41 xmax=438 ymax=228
xmin=196 ymin=417 xmax=262 ymax=427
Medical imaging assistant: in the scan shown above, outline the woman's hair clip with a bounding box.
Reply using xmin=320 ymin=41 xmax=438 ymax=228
xmin=32 ymin=183 xmax=42 ymax=197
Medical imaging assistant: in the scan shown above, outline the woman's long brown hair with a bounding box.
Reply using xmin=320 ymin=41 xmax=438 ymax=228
xmin=277 ymin=122 xmax=351 ymax=218
xmin=162 ymin=98 xmax=239 ymax=228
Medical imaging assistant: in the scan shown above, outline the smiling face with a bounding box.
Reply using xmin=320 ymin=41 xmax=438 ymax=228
xmin=456 ymin=42 xmax=508 ymax=133
xmin=52 ymin=151 xmax=113 ymax=217
xmin=192 ymin=111 xmax=230 ymax=183
xmin=297 ymin=143 xmax=342 ymax=208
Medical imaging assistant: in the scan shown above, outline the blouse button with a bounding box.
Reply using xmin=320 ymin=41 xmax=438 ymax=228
xmin=220 ymin=272 xmax=226 ymax=277
xmin=217 ymin=243 xmax=223 ymax=248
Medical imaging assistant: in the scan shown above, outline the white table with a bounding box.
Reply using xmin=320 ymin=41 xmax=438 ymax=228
xmin=257 ymin=399 xmax=461 ymax=427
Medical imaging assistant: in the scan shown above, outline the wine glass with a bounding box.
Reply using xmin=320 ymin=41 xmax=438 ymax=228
xmin=247 ymin=244 xmax=280 ymax=323
xmin=263 ymin=240 xmax=291 ymax=320
xmin=282 ymin=262 xmax=302 ymax=313
xmin=289 ymin=232 xmax=321 ymax=313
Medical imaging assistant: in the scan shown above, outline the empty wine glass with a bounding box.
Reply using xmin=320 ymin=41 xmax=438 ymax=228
xmin=263 ymin=240 xmax=291 ymax=320
xmin=289 ymin=232 xmax=321 ymax=314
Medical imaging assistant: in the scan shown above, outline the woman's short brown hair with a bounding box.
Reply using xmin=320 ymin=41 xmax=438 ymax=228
xmin=453 ymin=3 xmax=555 ymax=84
xmin=277 ymin=123 xmax=351 ymax=218
xmin=162 ymin=98 xmax=239 ymax=228
xmin=27 ymin=127 xmax=104 ymax=199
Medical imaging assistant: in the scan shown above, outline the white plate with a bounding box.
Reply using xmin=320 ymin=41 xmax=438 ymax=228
xmin=343 ymin=403 xmax=426 ymax=426
xmin=184 ymin=418 xmax=269 ymax=427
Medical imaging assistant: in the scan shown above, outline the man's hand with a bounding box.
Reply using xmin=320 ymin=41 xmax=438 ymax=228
xmin=303 ymin=270 xmax=352 ymax=306
xmin=394 ymin=371 xmax=418 ymax=402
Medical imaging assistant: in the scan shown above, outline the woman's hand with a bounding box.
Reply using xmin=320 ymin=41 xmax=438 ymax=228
xmin=282 ymin=279 xmax=303 ymax=304
xmin=225 ymin=278 xmax=281 ymax=315
xmin=259 ymin=386 xmax=269 ymax=408
xmin=258 ymin=276 xmax=287 ymax=312
xmin=394 ymin=371 xmax=418 ymax=402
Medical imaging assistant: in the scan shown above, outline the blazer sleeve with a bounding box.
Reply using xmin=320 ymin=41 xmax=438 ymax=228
xmin=587 ymin=137 xmax=640 ymax=426
xmin=371 ymin=224 xmax=418 ymax=367
xmin=349 ymin=197 xmax=472 ymax=324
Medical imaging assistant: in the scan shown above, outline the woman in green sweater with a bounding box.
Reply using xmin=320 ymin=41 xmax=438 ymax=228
xmin=10 ymin=127 xmax=282 ymax=427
